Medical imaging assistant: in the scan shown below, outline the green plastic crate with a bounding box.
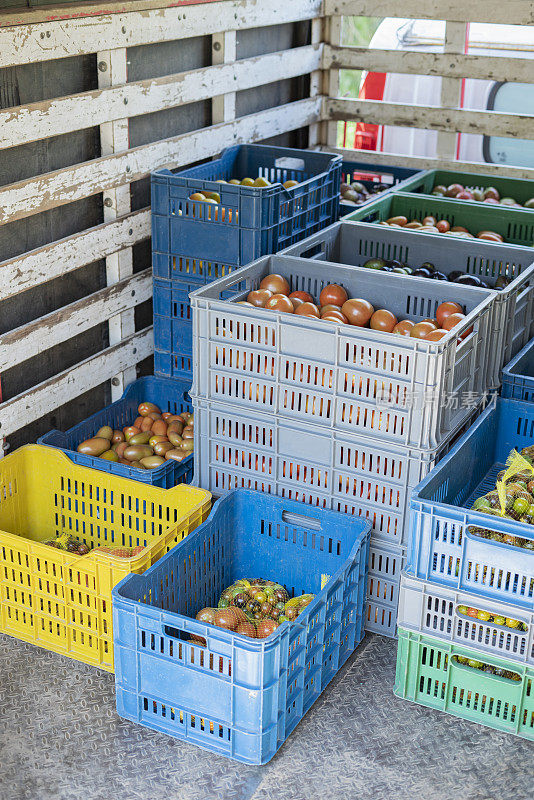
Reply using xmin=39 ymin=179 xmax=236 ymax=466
xmin=346 ymin=192 xmax=534 ymax=247
xmin=400 ymin=169 xmax=534 ymax=210
xmin=395 ymin=627 xmax=534 ymax=740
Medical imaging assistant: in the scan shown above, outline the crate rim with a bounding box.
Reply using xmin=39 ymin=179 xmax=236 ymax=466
xmin=396 ymin=625 xmax=534 ymax=677
xmin=410 ymin=395 xmax=534 ymax=542
xmin=399 ymin=568 xmax=534 ymax=626
xmin=38 ymin=375 xmax=194 ymax=483
xmin=152 ymin=144 xmax=342 ymax=197
xmin=347 ymin=191 xmax=534 ymax=249
xmin=502 ymin=337 xmax=534 ymax=381
xmin=287 ymin=218 xmax=534 ymax=300
xmin=189 ymin=253 xmax=495 ymax=350
xmin=401 ymin=167 xmax=534 ymax=212
xmin=113 ymin=487 xmax=372 ymax=650
xmin=1 ymin=444 xmax=210 ymax=566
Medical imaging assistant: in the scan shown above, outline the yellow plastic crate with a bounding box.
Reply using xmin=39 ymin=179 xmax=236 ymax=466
xmin=0 ymin=445 xmax=211 ymax=672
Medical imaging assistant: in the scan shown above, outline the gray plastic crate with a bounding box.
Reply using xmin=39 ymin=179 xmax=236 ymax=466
xmin=282 ymin=221 xmax=534 ymax=389
xmin=398 ymin=571 xmax=534 ymax=666
xmin=366 ymin=541 xmax=406 ymax=637
xmin=191 ymin=395 xmax=483 ymax=549
xmin=191 ymin=254 xmax=495 ymax=450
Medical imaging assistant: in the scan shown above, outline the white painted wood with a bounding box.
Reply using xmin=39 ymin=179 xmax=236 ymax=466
xmin=0 ymin=97 xmax=322 ymax=225
xmin=0 ymin=209 xmax=150 ymax=303
xmin=326 ymin=15 xmax=342 ymax=149
xmin=0 ymin=0 xmax=322 ymax=68
xmin=323 ymin=1 xmax=534 ymax=25
xmin=98 ymin=46 xmax=136 ymax=399
xmin=0 ymin=46 xmax=321 ymax=151
xmin=327 ymin=98 xmax=534 ymax=140
xmin=0 ymin=328 xmax=153 ymax=439
xmin=322 ymin=146 xmax=534 ymax=181
xmin=0 ymin=270 xmax=151 ymax=373
xmin=437 ymin=22 xmax=467 ymax=160
xmin=323 ymin=46 xmax=534 ymax=84
xmin=212 ymin=31 xmax=237 ymax=125
xmin=308 ymin=19 xmax=324 ymax=147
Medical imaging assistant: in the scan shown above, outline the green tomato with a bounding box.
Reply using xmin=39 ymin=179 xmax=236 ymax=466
xmin=493 ymin=615 xmax=506 ymax=626
xmin=468 ymin=659 xmax=484 ymax=669
xmin=513 ymin=497 xmax=529 ymax=516
xmin=457 ymin=605 xmax=469 ymax=615
xmin=473 ymin=496 xmax=491 ymax=511
xmin=477 ymin=610 xmax=492 ymax=622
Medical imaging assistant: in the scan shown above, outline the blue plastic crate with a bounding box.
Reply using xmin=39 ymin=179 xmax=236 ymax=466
xmin=409 ymin=397 xmax=534 ymax=609
xmin=153 ymin=274 xmax=248 ymax=381
xmin=502 ymin=339 xmax=534 ymax=403
xmin=112 ymin=489 xmax=371 ymax=764
xmin=339 ymin=160 xmax=423 ymax=217
xmin=38 ymin=376 xmax=193 ymax=488
xmin=151 ymin=144 xmax=341 ymax=282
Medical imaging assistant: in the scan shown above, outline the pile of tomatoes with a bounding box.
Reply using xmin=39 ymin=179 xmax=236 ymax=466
xmin=377 ymin=214 xmax=505 ymax=243
xmin=240 ymin=273 xmax=471 ymax=341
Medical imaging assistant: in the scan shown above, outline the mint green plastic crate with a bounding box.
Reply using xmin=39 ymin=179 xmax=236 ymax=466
xmin=400 ymin=169 xmax=534 ymax=210
xmin=346 ymin=192 xmax=534 ymax=247
xmin=395 ymin=627 xmax=534 ymax=740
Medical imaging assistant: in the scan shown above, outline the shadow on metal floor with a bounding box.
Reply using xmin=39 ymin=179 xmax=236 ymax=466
xmin=1 ymin=632 xmax=531 ymax=800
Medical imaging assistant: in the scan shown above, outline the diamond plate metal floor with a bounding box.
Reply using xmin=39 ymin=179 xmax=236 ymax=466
xmin=1 ymin=632 xmax=532 ymax=800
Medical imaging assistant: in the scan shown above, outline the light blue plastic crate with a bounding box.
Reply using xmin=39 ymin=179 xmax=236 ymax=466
xmin=112 ymin=489 xmax=371 ymax=764
xmin=38 ymin=376 xmax=193 ymax=488
xmin=409 ymin=397 xmax=534 ymax=609
xmin=502 ymin=339 xmax=534 ymax=403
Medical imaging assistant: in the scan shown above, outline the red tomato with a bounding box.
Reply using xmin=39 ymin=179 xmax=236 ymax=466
xmin=342 ymin=298 xmax=374 ymax=326
xmin=410 ymin=321 xmax=437 ymax=339
xmin=319 ymin=284 xmax=348 ymax=308
xmin=289 ymin=290 xmax=314 ymax=303
xmin=436 ymin=301 xmax=463 ymax=328
xmin=370 ymin=309 xmax=397 ymax=333
xmin=260 ymin=273 xmax=290 ymax=295
xmin=294 ymin=302 xmax=320 ymax=318
xmin=393 ymin=320 xmax=415 ymax=336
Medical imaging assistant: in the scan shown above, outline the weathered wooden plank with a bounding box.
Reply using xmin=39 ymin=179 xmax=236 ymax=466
xmin=323 ymin=46 xmax=534 ymax=85
xmin=322 ymin=146 xmax=534 ymax=181
xmin=0 ymin=0 xmax=217 ymax=28
xmin=98 ymin=45 xmax=136 ymax=399
xmin=436 ymin=21 xmax=467 ymax=160
xmin=211 ymin=30 xmax=237 ymax=125
xmin=0 ymin=97 xmax=321 ymax=225
xmin=0 ymin=45 xmax=322 ymax=150
xmin=324 ymin=0 xmax=534 ymax=25
xmin=327 ymin=98 xmax=534 ymax=140
xmin=0 ymin=209 xmax=150 ymax=303
xmin=0 ymin=269 xmax=151 ymax=373
xmin=0 ymin=0 xmax=322 ymax=68
xmin=0 ymin=327 xmax=153 ymax=438
xmin=325 ymin=15 xmax=342 ymax=150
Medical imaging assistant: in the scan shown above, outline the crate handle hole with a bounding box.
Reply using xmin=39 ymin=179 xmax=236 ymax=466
xmin=281 ymin=511 xmax=321 ymax=531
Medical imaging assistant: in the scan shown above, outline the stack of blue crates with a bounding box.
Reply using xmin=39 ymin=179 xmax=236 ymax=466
xmin=151 ymin=144 xmax=342 ymax=381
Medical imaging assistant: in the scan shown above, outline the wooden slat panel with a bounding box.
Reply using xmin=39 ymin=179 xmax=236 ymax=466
xmin=0 ymin=0 xmax=321 ymax=68
xmin=0 ymin=270 xmax=151 ymax=373
xmin=0 ymin=0 xmax=217 ymax=27
xmin=0 ymin=45 xmax=322 ymax=150
xmin=0 ymin=97 xmax=322 ymax=225
xmin=0 ymin=327 xmax=154 ymax=438
xmin=321 ymin=146 xmax=534 ymax=181
xmin=323 ymin=45 xmax=534 ymax=84
xmin=0 ymin=209 xmax=150 ymax=303
xmin=323 ymin=1 xmax=534 ymax=25
xmin=327 ymin=98 xmax=534 ymax=140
